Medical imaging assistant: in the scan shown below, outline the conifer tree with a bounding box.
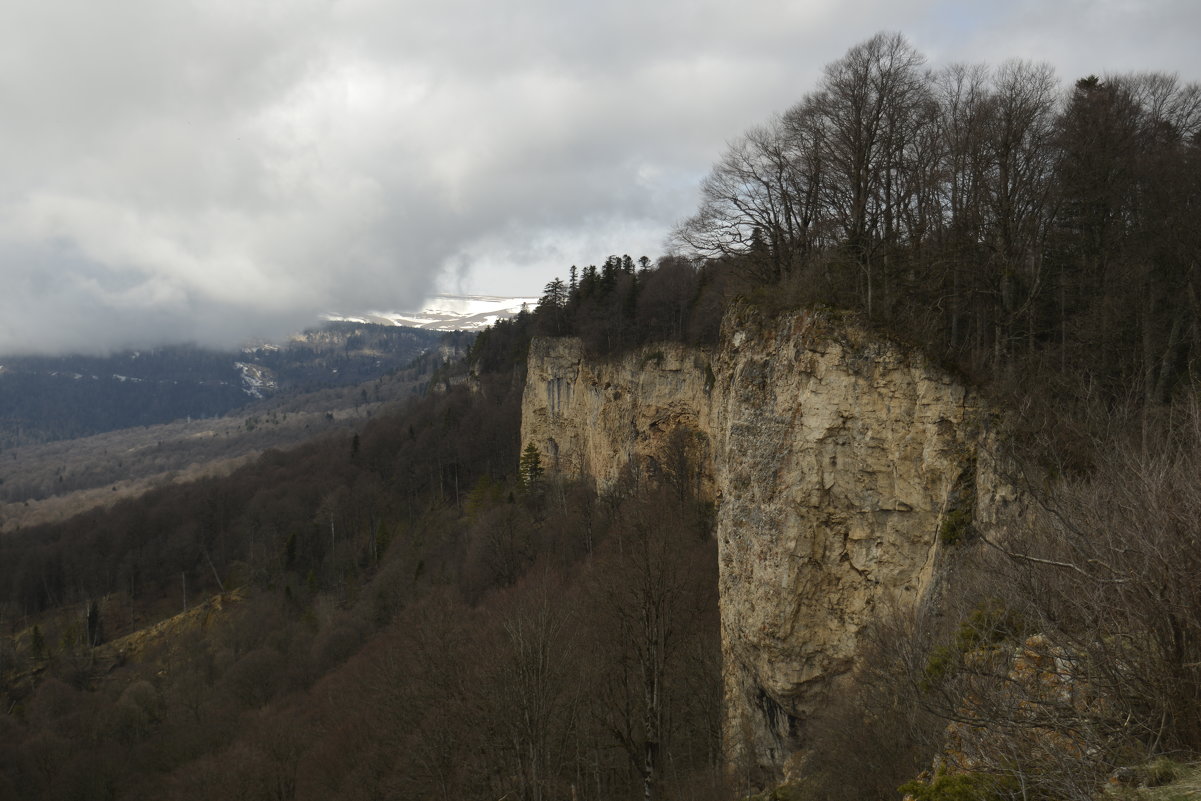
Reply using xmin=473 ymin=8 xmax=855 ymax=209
xmin=518 ymin=442 xmax=544 ymax=490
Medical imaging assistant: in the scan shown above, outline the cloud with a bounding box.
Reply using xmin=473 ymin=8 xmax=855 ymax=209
xmin=0 ymin=0 xmax=1198 ymax=353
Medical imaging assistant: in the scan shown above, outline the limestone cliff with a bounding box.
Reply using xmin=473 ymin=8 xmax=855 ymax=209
xmin=521 ymin=336 xmax=715 ymax=495
xmin=520 ymin=306 xmax=1010 ymax=782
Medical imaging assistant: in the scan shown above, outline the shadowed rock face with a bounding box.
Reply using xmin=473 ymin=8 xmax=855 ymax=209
xmin=521 ymin=336 xmax=716 ymax=494
xmin=521 ymin=306 xmax=1006 ymax=782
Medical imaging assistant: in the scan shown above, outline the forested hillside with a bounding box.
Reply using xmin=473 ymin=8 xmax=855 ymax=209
xmin=0 ymin=337 xmax=721 ymax=800
xmin=1 ymin=31 xmax=1200 ymax=801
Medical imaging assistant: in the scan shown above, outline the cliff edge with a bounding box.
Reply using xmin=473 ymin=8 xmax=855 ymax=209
xmin=520 ymin=306 xmax=1011 ymax=782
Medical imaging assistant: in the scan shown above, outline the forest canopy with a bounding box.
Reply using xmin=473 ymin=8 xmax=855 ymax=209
xmin=671 ymin=32 xmax=1201 ymax=411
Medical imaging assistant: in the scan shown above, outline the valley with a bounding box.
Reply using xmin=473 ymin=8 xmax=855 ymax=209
xmin=0 ymin=310 xmax=488 ymax=531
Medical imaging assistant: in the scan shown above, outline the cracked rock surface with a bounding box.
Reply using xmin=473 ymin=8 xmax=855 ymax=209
xmin=521 ymin=306 xmax=1009 ymax=780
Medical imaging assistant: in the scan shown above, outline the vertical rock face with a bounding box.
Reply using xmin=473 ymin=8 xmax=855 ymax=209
xmin=520 ymin=337 xmax=715 ymax=495
xmin=711 ymin=309 xmax=986 ymax=780
xmin=520 ymin=307 xmax=996 ymax=781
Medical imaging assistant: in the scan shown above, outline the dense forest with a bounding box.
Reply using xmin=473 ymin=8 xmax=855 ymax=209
xmin=2 ymin=31 xmax=1201 ymax=801
xmin=675 ymin=33 xmax=1200 ymax=407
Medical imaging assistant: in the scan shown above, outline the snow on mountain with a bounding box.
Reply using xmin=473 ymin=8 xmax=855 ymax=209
xmin=323 ymin=294 xmax=539 ymax=332
xmin=234 ymin=362 xmax=278 ymax=398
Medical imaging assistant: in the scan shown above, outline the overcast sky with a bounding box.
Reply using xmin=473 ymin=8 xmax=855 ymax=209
xmin=1 ymin=0 xmax=1198 ymax=354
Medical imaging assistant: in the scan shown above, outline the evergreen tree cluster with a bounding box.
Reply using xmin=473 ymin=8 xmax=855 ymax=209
xmin=468 ymin=253 xmax=730 ymax=378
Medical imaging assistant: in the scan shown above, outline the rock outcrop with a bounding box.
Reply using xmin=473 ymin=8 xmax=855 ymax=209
xmin=521 ymin=336 xmax=716 ymax=496
xmin=520 ymin=306 xmax=1012 ymax=782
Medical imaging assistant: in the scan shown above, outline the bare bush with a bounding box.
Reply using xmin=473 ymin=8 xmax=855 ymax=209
xmin=904 ymin=401 xmax=1201 ymax=799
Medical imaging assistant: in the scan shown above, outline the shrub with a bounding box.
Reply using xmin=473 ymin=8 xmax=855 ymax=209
xmin=939 ymin=504 xmax=973 ymax=545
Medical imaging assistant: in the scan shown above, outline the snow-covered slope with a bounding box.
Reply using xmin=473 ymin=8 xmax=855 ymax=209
xmin=323 ymin=294 xmax=538 ymax=332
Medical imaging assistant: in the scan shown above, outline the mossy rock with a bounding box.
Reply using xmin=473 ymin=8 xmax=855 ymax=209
xmin=900 ymin=771 xmax=1015 ymax=801
xmin=1136 ymin=757 xmax=1189 ymax=788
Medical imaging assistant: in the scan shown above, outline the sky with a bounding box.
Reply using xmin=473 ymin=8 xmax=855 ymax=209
xmin=1 ymin=0 xmax=1198 ymax=354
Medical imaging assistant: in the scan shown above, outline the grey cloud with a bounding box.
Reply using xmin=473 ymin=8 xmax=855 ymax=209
xmin=1 ymin=0 xmax=1198 ymax=354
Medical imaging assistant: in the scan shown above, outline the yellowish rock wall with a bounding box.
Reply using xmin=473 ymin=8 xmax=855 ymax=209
xmin=520 ymin=337 xmax=715 ymax=494
xmin=520 ymin=306 xmax=1003 ymax=781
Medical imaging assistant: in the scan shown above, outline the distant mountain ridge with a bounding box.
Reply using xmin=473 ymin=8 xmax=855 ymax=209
xmin=0 ymin=323 xmax=452 ymax=447
xmin=323 ymin=293 xmax=539 ymax=332
xmin=0 ymin=295 xmax=534 ymax=447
